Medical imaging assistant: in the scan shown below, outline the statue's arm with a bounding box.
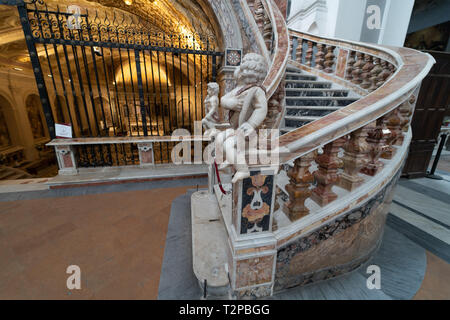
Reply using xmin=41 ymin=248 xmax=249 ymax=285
xmin=245 ymin=87 xmax=268 ymax=129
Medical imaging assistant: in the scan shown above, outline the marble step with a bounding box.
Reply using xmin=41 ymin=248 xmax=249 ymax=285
xmin=285 ymin=72 xmax=317 ymax=81
xmin=285 ymin=80 xmax=332 ymax=89
xmin=286 ymin=105 xmax=341 ymax=111
xmin=286 ymin=66 xmax=303 ymax=73
xmin=284 ymin=115 xmax=318 ymax=129
xmin=286 ymin=88 xmax=349 ymax=97
xmin=285 ymin=108 xmax=337 ymax=118
xmin=286 ymin=96 xmax=359 ymax=107
xmin=284 ymin=115 xmax=321 ymax=122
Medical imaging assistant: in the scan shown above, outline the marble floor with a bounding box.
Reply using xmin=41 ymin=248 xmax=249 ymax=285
xmin=0 ymin=172 xmax=449 ymax=299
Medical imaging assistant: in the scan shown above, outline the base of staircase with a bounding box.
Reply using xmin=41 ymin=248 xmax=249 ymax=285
xmin=158 ymin=191 xmax=427 ymax=300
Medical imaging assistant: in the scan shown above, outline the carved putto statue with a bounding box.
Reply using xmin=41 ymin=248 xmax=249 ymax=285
xmin=203 ymin=53 xmax=269 ymax=183
xmin=202 ymin=82 xmax=220 ymax=137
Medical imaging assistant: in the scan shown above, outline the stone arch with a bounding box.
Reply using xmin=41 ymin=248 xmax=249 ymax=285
xmin=25 ymin=94 xmax=47 ymax=141
xmin=0 ymin=94 xmax=14 ymax=150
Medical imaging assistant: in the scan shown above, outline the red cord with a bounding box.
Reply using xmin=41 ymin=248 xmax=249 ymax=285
xmin=214 ymin=160 xmax=227 ymax=195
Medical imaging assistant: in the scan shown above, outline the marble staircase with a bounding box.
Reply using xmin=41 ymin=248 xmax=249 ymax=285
xmin=281 ymin=66 xmax=360 ymax=134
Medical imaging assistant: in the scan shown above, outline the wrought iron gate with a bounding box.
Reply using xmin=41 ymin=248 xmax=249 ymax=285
xmin=12 ymin=0 xmax=222 ymax=164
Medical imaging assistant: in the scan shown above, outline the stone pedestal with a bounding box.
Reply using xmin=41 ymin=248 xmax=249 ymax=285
xmin=227 ymin=166 xmax=279 ymax=298
xmin=55 ymin=145 xmax=78 ymax=175
xmin=138 ymin=143 xmax=154 ymax=167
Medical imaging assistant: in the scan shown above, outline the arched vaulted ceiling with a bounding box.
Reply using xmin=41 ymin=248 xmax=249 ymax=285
xmin=0 ymin=0 xmax=223 ymax=70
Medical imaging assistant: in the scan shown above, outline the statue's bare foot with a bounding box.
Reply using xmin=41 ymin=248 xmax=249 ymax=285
xmin=232 ymin=170 xmax=250 ymax=183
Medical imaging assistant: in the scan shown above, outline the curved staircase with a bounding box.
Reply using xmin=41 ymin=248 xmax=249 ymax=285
xmin=189 ymin=0 xmax=435 ymax=300
xmin=281 ymin=65 xmax=360 ymax=134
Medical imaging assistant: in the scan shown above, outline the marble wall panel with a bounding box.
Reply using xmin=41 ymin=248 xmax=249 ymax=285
xmin=274 ymin=169 xmax=400 ymax=291
xmin=236 ymin=254 xmax=275 ymax=288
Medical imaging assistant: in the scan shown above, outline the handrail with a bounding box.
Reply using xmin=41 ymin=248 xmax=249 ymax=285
xmin=240 ymin=0 xmax=290 ymax=99
xmin=277 ymin=29 xmax=435 ymax=163
xmin=261 ymin=0 xmax=290 ymax=98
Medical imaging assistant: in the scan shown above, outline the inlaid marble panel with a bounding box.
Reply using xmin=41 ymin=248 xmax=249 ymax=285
xmin=274 ymin=170 xmax=401 ymax=291
xmin=236 ymin=255 xmax=274 ymax=288
xmin=240 ymin=172 xmax=274 ymax=234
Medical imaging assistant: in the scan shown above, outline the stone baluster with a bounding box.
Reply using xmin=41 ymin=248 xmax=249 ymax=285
xmin=283 ymin=152 xmax=315 ymax=221
xmin=351 ymin=52 xmax=364 ymax=85
xmin=324 ymin=45 xmax=336 ymax=73
xmin=345 ymin=51 xmax=356 ymax=81
xmin=399 ymin=95 xmax=416 ymax=134
xmin=381 ymin=109 xmax=401 ymax=159
xmin=369 ymin=57 xmax=383 ymax=91
xmin=290 ymin=35 xmax=295 ymax=59
xmin=305 ymin=41 xmax=314 ymax=67
xmin=339 ymin=128 xmax=370 ymax=191
xmin=388 ymin=63 xmax=396 ymax=76
xmin=315 ymin=43 xmax=325 ymax=70
xmin=296 ymin=38 xmax=303 ymax=64
xmin=311 ymin=138 xmax=346 ymax=207
xmin=377 ymin=60 xmax=391 ymax=87
xmin=362 ymin=119 xmax=388 ymax=176
xmin=360 ymin=54 xmax=374 ymax=89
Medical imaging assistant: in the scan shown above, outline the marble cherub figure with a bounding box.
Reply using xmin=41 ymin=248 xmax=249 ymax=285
xmin=213 ymin=53 xmax=269 ymax=183
xmin=202 ymin=82 xmax=220 ymax=137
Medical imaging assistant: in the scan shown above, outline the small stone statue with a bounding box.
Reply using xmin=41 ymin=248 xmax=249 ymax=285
xmin=202 ymin=82 xmax=220 ymax=137
xmin=210 ymin=53 xmax=269 ymax=183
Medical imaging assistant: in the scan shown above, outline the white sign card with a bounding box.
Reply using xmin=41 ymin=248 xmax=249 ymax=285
xmin=55 ymin=123 xmax=73 ymax=138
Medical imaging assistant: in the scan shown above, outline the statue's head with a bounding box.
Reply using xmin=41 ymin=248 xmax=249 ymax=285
xmin=234 ymin=53 xmax=268 ymax=85
xmin=207 ymin=82 xmax=220 ymax=96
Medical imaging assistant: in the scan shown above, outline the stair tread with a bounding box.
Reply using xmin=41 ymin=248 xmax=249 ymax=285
xmin=286 ymin=88 xmax=348 ymax=92
xmin=286 ymin=96 xmax=358 ymax=100
xmin=285 ymin=79 xmax=330 ymax=83
xmin=285 ymin=115 xmax=321 ymax=121
xmin=286 ymin=105 xmax=341 ymax=110
xmin=286 ymin=71 xmax=311 ymax=76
